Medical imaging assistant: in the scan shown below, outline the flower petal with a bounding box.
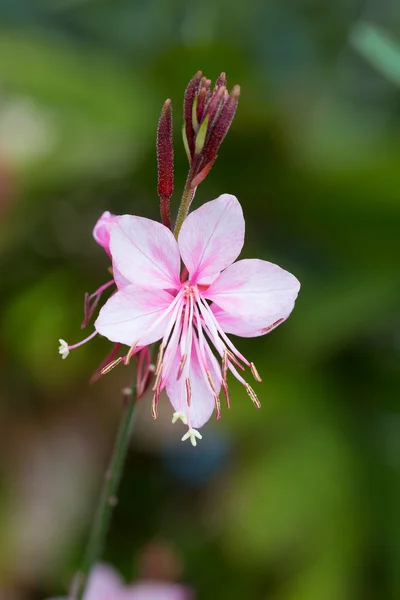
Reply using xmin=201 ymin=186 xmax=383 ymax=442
xmin=205 ymin=259 xmax=300 ymax=335
xmin=178 ymin=194 xmax=244 ymax=285
xmin=92 ymin=211 xmax=119 ymax=256
xmin=95 ymin=285 xmax=174 ymax=346
xmin=211 ymin=302 xmax=295 ymax=337
xmin=110 ymin=215 xmax=181 ymax=290
xmin=166 ymin=335 xmax=221 ymax=429
xmin=85 ymin=564 xmax=124 ymax=600
xmin=123 ymin=582 xmax=192 ymax=600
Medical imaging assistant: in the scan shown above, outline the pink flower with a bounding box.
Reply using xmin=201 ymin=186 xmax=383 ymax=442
xmin=47 ymin=564 xmax=192 ymax=600
xmin=95 ymin=194 xmax=300 ymax=445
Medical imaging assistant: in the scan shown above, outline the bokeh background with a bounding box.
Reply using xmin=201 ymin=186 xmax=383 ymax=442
xmin=0 ymin=1 xmax=399 ymax=599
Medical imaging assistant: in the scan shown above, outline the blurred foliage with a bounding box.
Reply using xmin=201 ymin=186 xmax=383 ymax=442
xmin=0 ymin=1 xmax=399 ymax=600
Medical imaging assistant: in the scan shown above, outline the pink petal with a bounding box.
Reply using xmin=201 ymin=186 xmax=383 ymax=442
xmin=178 ymin=194 xmax=244 ymax=285
xmin=93 ymin=211 xmax=119 ymax=256
xmin=165 ymin=336 xmax=221 ymax=429
xmin=85 ymin=564 xmax=124 ymax=600
xmin=211 ymin=302 xmax=295 ymax=337
xmin=95 ymin=285 xmax=174 ymax=347
xmin=205 ymin=259 xmax=300 ymax=336
xmin=122 ymin=582 xmax=192 ymax=600
xmin=110 ymin=216 xmax=181 ymax=290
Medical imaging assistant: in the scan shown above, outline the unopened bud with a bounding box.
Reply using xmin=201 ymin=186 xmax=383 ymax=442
xmin=157 ymin=99 xmax=174 ymax=229
xmin=203 ymin=85 xmax=240 ymax=163
xmin=215 ymin=72 xmax=226 ymax=89
xmin=204 ymin=86 xmax=226 ymax=132
xmin=183 ymin=71 xmax=202 ymax=160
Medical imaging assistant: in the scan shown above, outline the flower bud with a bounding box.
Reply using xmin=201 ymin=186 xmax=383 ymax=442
xmin=182 ymin=71 xmax=240 ymax=179
xmin=157 ymin=99 xmax=174 ymax=229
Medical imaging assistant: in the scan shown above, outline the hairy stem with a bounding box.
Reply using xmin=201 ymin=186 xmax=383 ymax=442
xmin=174 ymin=158 xmax=202 ymax=238
xmin=72 ymin=386 xmax=137 ymax=600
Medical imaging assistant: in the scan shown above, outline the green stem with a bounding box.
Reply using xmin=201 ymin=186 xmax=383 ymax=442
xmin=174 ymin=159 xmax=201 ymax=238
xmin=72 ymin=386 xmax=137 ymax=600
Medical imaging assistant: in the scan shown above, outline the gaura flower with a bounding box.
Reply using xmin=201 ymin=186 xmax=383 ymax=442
xmin=47 ymin=563 xmax=192 ymax=600
xmin=94 ymin=194 xmax=300 ymax=445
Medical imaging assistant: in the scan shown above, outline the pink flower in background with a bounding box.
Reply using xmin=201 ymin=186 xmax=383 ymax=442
xmin=95 ymin=194 xmax=300 ymax=445
xmin=47 ymin=564 xmax=192 ymax=600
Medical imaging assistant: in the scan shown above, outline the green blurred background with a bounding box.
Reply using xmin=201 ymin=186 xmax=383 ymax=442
xmin=0 ymin=1 xmax=399 ymax=599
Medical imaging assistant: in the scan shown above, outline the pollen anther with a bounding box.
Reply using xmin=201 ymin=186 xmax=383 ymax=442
xmin=101 ymin=356 xmax=123 ymax=375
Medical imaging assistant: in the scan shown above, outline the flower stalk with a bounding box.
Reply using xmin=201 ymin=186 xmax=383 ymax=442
xmin=72 ymin=385 xmax=137 ymax=600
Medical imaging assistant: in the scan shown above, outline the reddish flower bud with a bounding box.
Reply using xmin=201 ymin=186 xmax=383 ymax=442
xmin=215 ymin=72 xmax=227 ymax=89
xmin=203 ymin=85 xmax=240 ymax=163
xmin=196 ymin=86 xmax=208 ymax=124
xmin=203 ymin=85 xmax=226 ymax=132
xmin=157 ymin=99 xmax=174 ymax=229
xmin=183 ymin=71 xmax=202 ymax=160
xmin=181 ymin=72 xmax=240 ymax=190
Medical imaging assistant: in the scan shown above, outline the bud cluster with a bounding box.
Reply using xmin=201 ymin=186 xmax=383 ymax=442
xmin=183 ymin=71 xmax=240 ymax=187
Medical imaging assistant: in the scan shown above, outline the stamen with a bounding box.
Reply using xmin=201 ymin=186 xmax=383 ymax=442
xmin=124 ymin=340 xmax=138 ymax=365
xmin=214 ymin=394 xmax=221 ymax=420
xmin=155 ymin=344 xmax=164 ymax=375
xmin=250 ymin=362 xmax=262 ymax=382
xmin=90 ymin=342 xmax=121 ymax=384
xmin=245 ymin=383 xmax=261 ymax=408
xmin=225 ymin=349 xmax=245 ymax=371
xmin=222 ymin=380 xmax=230 ymax=408
xmin=101 ymin=356 xmax=123 ymax=375
xmin=185 ymin=377 xmax=192 ymax=407
xmin=151 ymin=392 xmax=159 ymax=419
xmin=262 ymin=318 xmax=284 ymax=334
xmin=222 ymin=350 xmax=228 ymax=379
xmin=177 ymin=353 xmax=187 ymax=380
xmin=152 ymin=370 xmax=162 ymax=392
xmin=206 ymin=370 xmax=218 ymax=394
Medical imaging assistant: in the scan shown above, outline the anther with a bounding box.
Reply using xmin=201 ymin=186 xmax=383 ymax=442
xmin=101 ymin=357 xmax=123 ymax=375
xmin=206 ymin=370 xmax=218 ymax=394
xmin=245 ymin=383 xmax=261 ymax=408
xmin=185 ymin=377 xmax=192 ymax=407
xmin=262 ymin=318 xmax=284 ymax=334
xmin=250 ymin=362 xmax=262 ymax=382
xmin=155 ymin=344 xmax=164 ymax=375
xmin=151 ymin=393 xmax=158 ymax=419
xmin=214 ymin=394 xmax=221 ymax=420
xmin=222 ymin=380 xmax=231 ymax=408
xmin=124 ymin=340 xmax=138 ymax=365
xmin=177 ymin=353 xmax=187 ymax=380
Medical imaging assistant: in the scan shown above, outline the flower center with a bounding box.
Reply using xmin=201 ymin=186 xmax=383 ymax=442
xmin=151 ymin=283 xmax=262 ymax=436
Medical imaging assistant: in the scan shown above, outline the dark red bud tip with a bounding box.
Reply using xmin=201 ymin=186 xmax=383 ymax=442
xmin=215 ymin=72 xmax=227 ymax=89
xmin=203 ymin=85 xmax=240 ymax=162
xmin=183 ymin=71 xmax=203 ymax=159
xmin=157 ymin=99 xmax=174 ymax=229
